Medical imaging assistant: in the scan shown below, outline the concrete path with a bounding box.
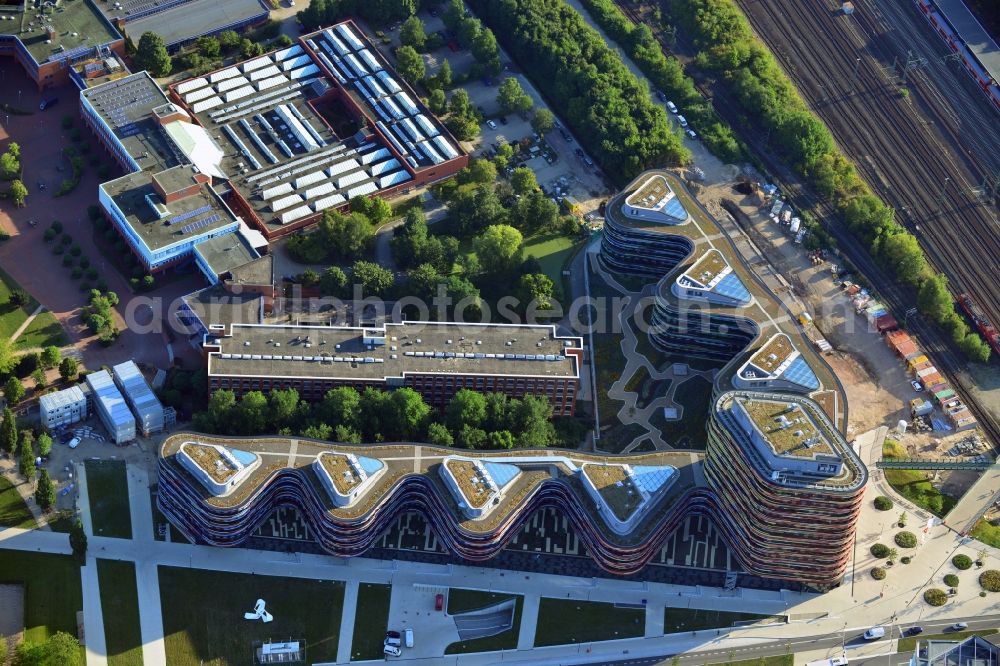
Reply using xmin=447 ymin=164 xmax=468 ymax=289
xmin=125 ymin=467 xmax=165 ymax=666
xmin=9 ymin=304 xmax=44 ymax=343
xmin=336 ymin=580 xmax=358 ymax=664
xmin=76 ymin=463 xmax=108 ymax=666
xmin=516 ymin=593 xmax=539 ymax=649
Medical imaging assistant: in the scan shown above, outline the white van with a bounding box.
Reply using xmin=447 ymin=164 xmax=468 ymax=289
xmin=404 ymin=628 xmax=414 ymax=648
xmin=666 ymin=101 xmax=678 ymax=114
xmin=863 ymin=626 xmax=886 ymax=640
xmin=677 ymin=115 xmax=688 ymax=128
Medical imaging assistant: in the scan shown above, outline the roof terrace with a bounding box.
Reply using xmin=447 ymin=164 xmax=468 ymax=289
xmin=749 ymin=334 xmax=795 ymax=375
xmin=582 ymin=464 xmax=641 ymax=521
xmin=620 ymin=173 xmax=690 ymax=225
xmin=183 ymin=441 xmax=239 ymax=483
xmin=739 ymin=398 xmax=832 ymax=459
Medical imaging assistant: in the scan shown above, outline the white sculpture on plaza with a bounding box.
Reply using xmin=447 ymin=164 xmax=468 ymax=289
xmin=244 ymin=598 xmax=273 ymax=623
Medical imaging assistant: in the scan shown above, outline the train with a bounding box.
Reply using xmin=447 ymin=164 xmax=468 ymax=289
xmin=958 ymin=293 xmax=1000 ymax=357
xmin=914 ymin=0 xmax=1000 ymax=113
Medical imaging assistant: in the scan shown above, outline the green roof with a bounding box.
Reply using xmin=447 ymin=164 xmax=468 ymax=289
xmin=0 ymin=0 xmax=120 ymax=66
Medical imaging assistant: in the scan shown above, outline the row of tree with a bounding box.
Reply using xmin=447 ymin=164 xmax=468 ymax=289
xmin=285 ymin=194 xmax=391 ymax=264
xmin=666 ymin=0 xmax=991 ymax=362
xmin=0 ymin=408 xmax=56 ymax=511
xmin=577 ymin=0 xmax=742 ymax=162
xmin=465 ymin=0 xmax=689 ymax=183
xmin=193 ymin=386 xmax=583 ymax=449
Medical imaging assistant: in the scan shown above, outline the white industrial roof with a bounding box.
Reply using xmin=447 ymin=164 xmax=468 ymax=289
xmin=86 ymin=370 xmax=135 ymax=429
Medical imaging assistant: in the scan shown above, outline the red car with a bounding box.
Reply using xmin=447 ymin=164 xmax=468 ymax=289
xmin=435 ymin=593 xmax=444 ymax=611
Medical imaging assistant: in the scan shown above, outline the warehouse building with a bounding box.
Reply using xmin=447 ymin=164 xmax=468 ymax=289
xmin=109 ymin=0 xmax=268 ymax=52
xmin=86 ymin=370 xmax=136 ymax=444
xmin=39 ymin=386 xmax=89 ymax=429
xmin=113 ymin=361 xmax=165 ymax=436
xmin=205 ymin=321 xmax=583 ymax=415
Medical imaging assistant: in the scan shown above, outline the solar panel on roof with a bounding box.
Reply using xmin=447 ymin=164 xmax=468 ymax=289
xmin=167 ymin=205 xmax=213 ymax=226
xmin=180 ymin=214 xmax=222 ymax=235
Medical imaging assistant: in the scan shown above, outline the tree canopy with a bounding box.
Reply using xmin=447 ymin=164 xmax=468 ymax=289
xmin=473 ymin=224 xmax=523 ymax=276
xmin=134 ymin=32 xmax=171 ymax=77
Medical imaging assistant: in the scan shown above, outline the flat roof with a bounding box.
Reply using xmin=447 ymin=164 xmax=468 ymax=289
xmin=684 ymin=249 xmax=727 ymax=286
xmin=737 ymin=397 xmax=833 ymax=459
xmin=100 ymin=165 xmax=239 ymax=252
xmin=318 ymin=452 xmax=363 ymax=494
xmin=225 ymin=253 xmax=272 ymax=287
xmin=749 ymin=333 xmax=795 ymax=375
xmin=0 ymin=0 xmax=120 ymax=65
xmin=582 ymin=464 xmax=642 ymax=521
xmin=121 ymin=0 xmax=267 ymax=48
xmin=207 ymin=322 xmax=582 ymax=381
xmin=445 ymin=458 xmax=494 ymax=508
xmin=182 ymin=442 xmax=239 ymax=483
xmin=934 ymin=0 xmax=1000 ymax=84
xmin=180 ymin=285 xmax=263 ymax=332
xmin=82 ymin=72 xmax=180 ymax=173
xmin=194 ymin=231 xmax=259 ymax=277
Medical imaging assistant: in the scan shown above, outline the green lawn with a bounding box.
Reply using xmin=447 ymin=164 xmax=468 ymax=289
xmin=897 ymin=628 xmax=997 ymax=652
xmin=714 ymin=656 xmax=792 ymax=666
xmin=0 ymin=550 xmax=83 ymax=645
xmin=883 ymin=440 xmax=957 ymax=517
xmin=0 ymin=266 xmax=38 ymax=342
xmin=159 ymin=567 xmax=345 ymax=666
xmin=0 ymin=475 xmax=37 ymax=528
xmin=970 ymin=519 xmax=1000 ymax=548
xmin=663 ymin=608 xmax=781 ymax=633
xmin=534 ymin=598 xmax=645 ymax=647
xmin=445 ymin=589 xmax=523 ymax=654
xmin=650 ymin=375 xmax=713 ymax=449
xmin=96 ymin=560 xmax=143 ymax=666
xmin=15 ymin=310 xmax=68 ymax=349
xmin=351 ymin=583 xmax=391 ymax=661
xmin=521 ymin=233 xmax=579 ymax=284
xmin=84 ymin=460 xmax=132 ymax=539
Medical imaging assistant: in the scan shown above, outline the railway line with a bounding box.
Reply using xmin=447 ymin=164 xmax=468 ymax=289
xmin=732 ymin=0 xmax=1000 ymax=324
xmin=604 ymin=0 xmax=1000 ymax=444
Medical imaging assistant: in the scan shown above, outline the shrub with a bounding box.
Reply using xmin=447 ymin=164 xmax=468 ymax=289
xmin=980 ymin=570 xmax=1000 ymax=592
xmin=901 ymin=556 xmax=911 ymax=564
xmin=95 ymin=280 xmax=108 ymax=293
xmin=71 ymin=268 xmax=82 ymax=280
xmin=954 ymin=554 xmax=973 ymax=570
xmin=944 ymin=574 xmax=960 ymax=587
xmin=85 ymin=268 xmax=98 ymax=281
xmin=895 ymin=531 xmax=917 ymax=548
xmin=52 ymin=244 xmax=64 ymax=255
xmin=871 ymin=567 xmax=886 ymax=580
xmin=873 ymin=496 xmax=893 ymax=511
xmin=924 ymin=588 xmax=947 ymax=606
xmin=43 ymin=228 xmax=56 ymax=242
xmin=60 ymin=233 xmax=72 ymax=245
xmin=870 ymin=543 xmax=890 ymax=559
xmin=50 ymin=220 xmax=63 ymax=233
xmin=79 ymin=256 xmax=90 ymax=269
xmin=70 ymin=244 xmax=81 ymax=257
xmin=61 ymin=255 xmax=74 ymax=267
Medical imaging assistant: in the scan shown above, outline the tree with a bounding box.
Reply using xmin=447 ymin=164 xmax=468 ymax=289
xmin=241 ymin=38 xmax=264 ymax=59
xmin=269 ymin=388 xmax=301 ymax=431
xmin=218 ymin=30 xmax=240 ymax=50
xmin=881 ymin=233 xmax=928 ymax=285
xmin=318 ymin=387 xmax=360 ymax=431
xmin=446 ymin=389 xmax=487 ymax=433
xmin=487 ymin=430 xmax=515 ymax=449
xmin=959 ymin=333 xmax=992 ymax=363
xmin=917 ymin=273 xmax=953 ymax=323
xmin=517 ymin=273 xmax=555 ymax=311
xmin=351 ymin=195 xmax=392 ymax=226
xmin=0 ymin=407 xmax=16 ymax=457
xmin=206 ymin=389 xmax=237 ymax=432
xmin=510 ymin=167 xmax=538 ymax=195
xmin=320 ymin=210 xmax=374 ymax=260
xmin=385 ymin=388 xmax=430 ymax=440
xmin=457 ymin=16 xmax=481 ymax=48
xmin=886 ymin=547 xmax=899 ymax=563
xmin=448 ymin=89 xmax=472 ymax=118
xmin=69 ymin=518 xmax=87 ymax=557
xmin=496 ymin=77 xmax=533 ymax=115
xmin=428 ymin=88 xmax=448 ymax=115
xmin=40 ymin=346 xmax=61 ymax=369
xmin=195 ymin=36 xmax=221 ymax=59
xmin=400 ymin=15 xmax=427 ymax=50
xmin=427 ymin=422 xmax=454 ymax=446
xmin=358 ymin=387 xmax=389 ymax=441
xmin=59 ymin=356 xmax=79 ymax=381
xmin=442 ymin=0 xmax=464 ymax=29
xmin=236 ymin=391 xmax=268 ymax=434
xmin=10 ymin=179 xmax=28 ymax=207
xmin=531 ymin=108 xmax=556 ymax=135
xmin=19 ymin=431 xmax=34 ymax=477
xmin=0 ymin=151 xmax=19 ymax=180
xmin=511 ymin=395 xmax=555 ymax=448
xmin=31 ymin=368 xmax=46 ymax=388
xmin=395 ymin=45 xmax=425 ymax=85
xmin=37 ymin=432 xmax=52 ymax=458
xmin=473 ymin=224 xmax=523 ymax=276
xmin=493 ymin=142 xmax=514 ymax=169
xmin=470 ymin=27 xmax=499 ymax=64
xmin=436 ymin=59 xmax=453 ymax=89
xmin=35 ymin=469 xmax=55 ymax=512
xmin=4 ymin=376 xmax=25 ymax=405
xmin=351 ymin=261 xmax=394 ymax=298
xmin=320 ymin=266 xmax=349 ymax=297
xmin=460 ymin=158 xmax=498 ymax=185
xmin=135 ymin=32 xmax=172 ymax=77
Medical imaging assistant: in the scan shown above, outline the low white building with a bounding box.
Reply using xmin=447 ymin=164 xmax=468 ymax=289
xmin=113 ymin=361 xmax=165 ymax=436
xmin=86 ymin=370 xmax=136 ymax=444
xmin=39 ymin=385 xmax=88 ymax=429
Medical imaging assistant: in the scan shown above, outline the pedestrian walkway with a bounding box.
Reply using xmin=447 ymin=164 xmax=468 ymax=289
xmin=336 ymin=580 xmax=358 ymax=664
xmin=517 ymin=593 xmax=539 ymax=649
xmin=75 ymin=463 xmax=108 ymax=666
xmin=9 ymin=304 xmax=43 ymax=343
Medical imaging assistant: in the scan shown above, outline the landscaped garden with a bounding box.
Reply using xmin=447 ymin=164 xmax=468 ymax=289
xmin=350 ymin=583 xmax=391 ymax=661
xmin=445 ymin=589 xmax=523 ymax=654
xmin=0 ymin=475 xmax=37 ymax=528
xmin=882 ymin=439 xmax=956 ymax=517
xmin=533 ymin=598 xmax=644 ymax=646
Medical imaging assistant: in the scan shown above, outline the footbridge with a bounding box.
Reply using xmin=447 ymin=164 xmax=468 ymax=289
xmin=875 ymin=457 xmax=998 ymax=471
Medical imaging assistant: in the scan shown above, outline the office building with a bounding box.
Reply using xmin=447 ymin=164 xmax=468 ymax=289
xmin=39 ymin=385 xmax=88 ymax=429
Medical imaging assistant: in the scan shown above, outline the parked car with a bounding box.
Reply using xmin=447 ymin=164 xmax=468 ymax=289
xmin=863 ymin=627 xmax=885 ymax=640
xmin=949 ymin=623 xmax=969 ymax=631
xmin=560 ymin=129 xmax=571 ymax=141
xmin=404 ymin=628 xmax=414 ymax=648
xmin=666 ymin=101 xmax=678 ymax=114
xmin=499 ymin=116 xmax=508 ymax=125
xmin=486 ymin=119 xmax=498 ymax=130
xmin=68 ymin=437 xmax=80 ymax=449
xmin=584 ymin=157 xmax=594 ymax=168
xmin=685 ymin=129 xmax=698 ymax=139
xmin=385 ymin=631 xmax=401 ymax=647
xmin=911 ymin=380 xmax=924 ymax=392
xmin=383 ymin=644 xmax=401 ymax=657
xmin=39 ymin=97 xmax=59 ymax=111
xmin=656 ymin=90 xmax=667 ymax=102
xmin=574 ymin=147 xmax=584 ymax=158
xmin=435 ymin=593 xmax=444 ymax=611
xmin=677 ymin=114 xmax=688 ymax=127
xmin=903 ymin=627 xmax=924 ymax=637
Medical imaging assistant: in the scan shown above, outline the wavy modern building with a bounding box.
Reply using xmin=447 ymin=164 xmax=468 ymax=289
xmin=598 ymin=170 xmax=864 ymax=588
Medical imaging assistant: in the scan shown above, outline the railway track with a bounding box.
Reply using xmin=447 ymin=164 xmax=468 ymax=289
xmin=603 ymin=0 xmax=1000 ymax=444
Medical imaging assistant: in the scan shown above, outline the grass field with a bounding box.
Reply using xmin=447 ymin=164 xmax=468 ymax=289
xmin=883 ymin=439 xmax=957 ymax=517
xmin=970 ymin=519 xmax=1000 ymax=548
xmin=521 ymin=233 xmax=579 ymax=284
xmin=97 ymin=560 xmax=143 ymax=666
xmin=445 ymin=589 xmax=523 ymax=654
xmin=534 ymin=598 xmax=645 ymax=647
xmin=0 ymin=550 xmax=82 ymax=645
xmin=15 ymin=310 xmax=68 ymax=349
xmin=0 ymin=475 xmax=37 ymax=528
xmin=159 ymin=567 xmax=345 ymax=666
xmin=351 ymin=583 xmax=391 ymax=661
xmin=662 ymin=608 xmax=780 ymax=633
xmin=0 ymin=267 xmax=66 ymax=349
xmin=84 ymin=460 xmax=132 ymax=539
